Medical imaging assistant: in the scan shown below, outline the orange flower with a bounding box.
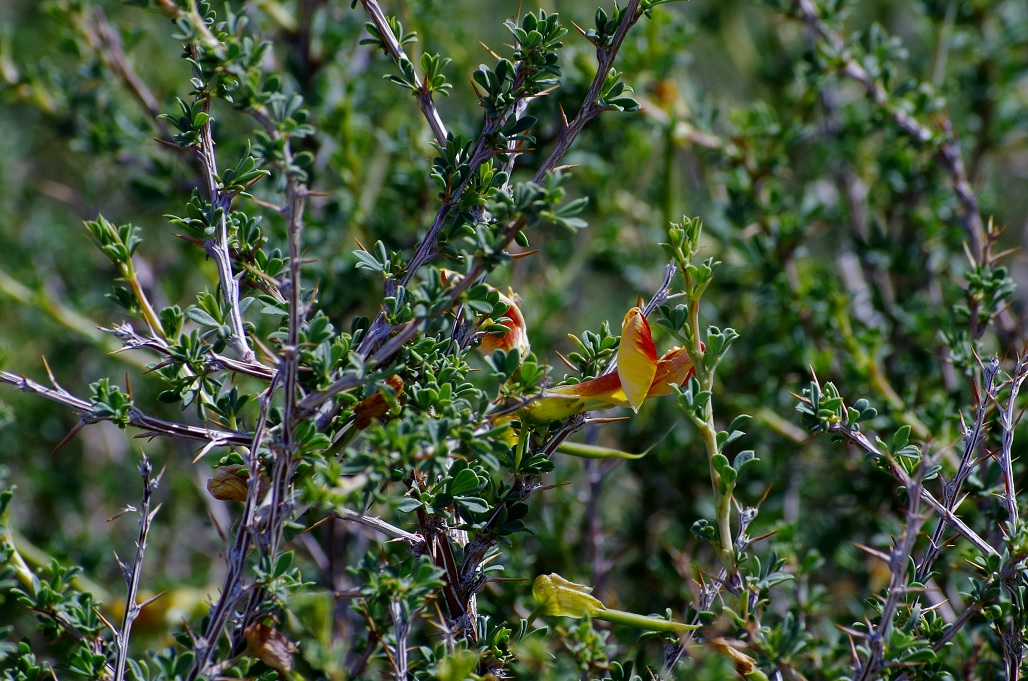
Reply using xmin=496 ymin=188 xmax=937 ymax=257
xmin=478 ymin=287 xmax=530 ymax=357
xmin=522 ymin=307 xmax=695 ymax=424
xmin=441 ymin=270 xmax=530 ymax=358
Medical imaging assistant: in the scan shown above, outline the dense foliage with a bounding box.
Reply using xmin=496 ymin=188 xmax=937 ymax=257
xmin=1 ymin=0 xmax=1027 ymax=679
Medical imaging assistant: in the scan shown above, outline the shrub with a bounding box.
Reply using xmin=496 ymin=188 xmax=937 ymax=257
xmin=1 ymin=0 xmax=1027 ymax=679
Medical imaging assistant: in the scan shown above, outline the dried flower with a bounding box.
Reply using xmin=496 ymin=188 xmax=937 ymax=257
xmin=206 ymin=465 xmax=269 ymax=503
xmin=353 ymin=374 xmax=405 ymax=429
xmin=244 ymin=621 xmax=298 ymax=675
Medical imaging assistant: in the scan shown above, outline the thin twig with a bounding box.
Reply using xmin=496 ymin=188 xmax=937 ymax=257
xmin=334 ymin=508 xmax=424 ymax=547
xmin=829 ymin=422 xmax=998 ymax=559
xmin=102 ymin=323 xmax=276 ymax=381
xmin=0 ymin=369 xmax=252 ymax=448
xmin=190 ymin=48 xmax=255 ymax=362
xmin=996 ymin=353 xmax=1028 ymax=528
xmin=186 ymin=374 xmax=278 ymax=681
xmin=84 ymin=7 xmax=172 ymax=141
xmin=916 ymin=357 xmax=1000 ymax=582
xmin=531 ymin=0 xmax=645 ymax=185
xmin=112 ymin=455 xmax=163 ymax=681
xmin=854 ymin=454 xmax=930 ymax=681
xmin=793 ymin=0 xmax=985 ymax=258
xmin=358 ymin=0 xmax=448 ymax=146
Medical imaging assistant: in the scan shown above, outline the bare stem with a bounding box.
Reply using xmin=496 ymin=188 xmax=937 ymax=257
xmin=916 ymin=357 xmax=1000 ymax=582
xmin=854 ymin=456 xmax=929 ymax=681
xmin=997 ymin=353 xmax=1028 ymax=528
xmin=113 ymin=455 xmax=162 ymax=681
xmin=0 ymin=369 xmax=252 ymax=448
xmin=829 ymin=423 xmax=998 ymax=559
xmin=532 ymin=0 xmax=645 ymax=184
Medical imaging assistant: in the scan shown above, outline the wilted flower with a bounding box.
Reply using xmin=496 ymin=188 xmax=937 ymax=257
xmin=478 ymin=287 xmax=530 ymax=358
xmin=441 ymin=270 xmax=531 ymax=358
xmin=244 ymin=621 xmax=298 ymax=675
xmin=532 ymin=573 xmax=606 ymax=618
xmin=352 ymin=374 xmax=405 ymax=430
xmin=206 ymin=464 xmax=269 ymax=503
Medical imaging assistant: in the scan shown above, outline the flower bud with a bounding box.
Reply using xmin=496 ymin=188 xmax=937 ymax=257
xmin=532 ymin=573 xmax=605 ymax=618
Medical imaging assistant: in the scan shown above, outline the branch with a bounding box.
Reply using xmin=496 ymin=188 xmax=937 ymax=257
xmin=916 ymin=357 xmax=1000 ymax=582
xmin=828 ymin=423 xmax=998 ymax=559
xmin=854 ymin=454 xmax=930 ymax=681
xmin=102 ymin=323 xmax=275 ymax=381
xmin=532 ymin=0 xmax=645 ymax=184
xmin=996 ymin=353 xmax=1028 ymax=528
xmin=358 ymin=0 xmax=448 ymax=146
xmin=190 ymin=50 xmax=256 ymax=362
xmin=0 ymin=370 xmax=252 ymax=448
xmin=112 ymin=456 xmax=163 ymax=681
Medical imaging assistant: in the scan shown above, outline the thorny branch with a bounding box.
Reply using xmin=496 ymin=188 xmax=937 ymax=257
xmin=996 ymin=353 xmax=1028 ymax=528
xmin=916 ymin=357 xmax=1000 ymax=583
xmin=348 ymin=0 xmax=646 ymax=366
xmin=854 ymin=455 xmax=930 ymax=681
xmin=189 ymin=107 xmax=311 ymax=679
xmin=0 ymin=369 xmax=252 ymax=448
xmin=663 ymin=505 xmax=761 ymax=674
xmin=191 ymin=49 xmax=256 ymax=363
xmin=532 ymin=0 xmax=645 ymax=184
xmin=358 ymin=0 xmax=448 ymax=146
xmin=102 ymin=322 xmax=275 ymax=381
xmin=112 ymin=456 xmax=162 ymax=681
xmin=829 ymin=421 xmax=997 ymax=559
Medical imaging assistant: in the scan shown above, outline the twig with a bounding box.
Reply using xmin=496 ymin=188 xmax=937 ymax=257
xmin=102 ymin=323 xmax=276 ymax=381
xmin=186 ymin=374 xmax=278 ymax=681
xmin=334 ymin=508 xmax=424 ymax=547
xmin=532 ymin=0 xmax=645 ymax=185
xmin=793 ymin=0 xmax=985 ymax=258
xmin=358 ymin=0 xmax=448 ymax=146
xmin=916 ymin=357 xmax=1000 ymax=582
xmin=996 ymin=353 xmax=1028 ymax=528
xmin=0 ymin=369 xmax=252 ymax=448
xmin=190 ymin=86 xmax=312 ymax=681
xmin=112 ymin=455 xmax=163 ymax=681
xmin=83 ymin=7 xmax=172 ymax=141
xmin=829 ymin=422 xmax=998 ymax=559
xmin=663 ymin=506 xmax=760 ymax=674
xmin=388 ymin=600 xmax=410 ymax=681
xmin=854 ymin=454 xmax=930 ymax=681
xmin=189 ymin=49 xmax=255 ymax=362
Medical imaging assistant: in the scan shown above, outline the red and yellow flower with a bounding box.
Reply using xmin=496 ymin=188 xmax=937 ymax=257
xmin=522 ymin=307 xmax=695 ymax=424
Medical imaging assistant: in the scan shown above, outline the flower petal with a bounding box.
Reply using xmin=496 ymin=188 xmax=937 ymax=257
xmin=478 ymin=289 xmax=531 ymax=357
xmin=646 ymin=347 xmax=696 ymax=397
xmin=617 ymin=308 xmax=658 ymax=411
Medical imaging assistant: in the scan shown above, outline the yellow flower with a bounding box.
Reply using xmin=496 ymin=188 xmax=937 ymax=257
xmin=522 ymin=307 xmax=695 ymax=424
xmin=532 ymin=573 xmax=606 ymax=618
xmin=531 ymin=572 xmax=697 ymax=632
